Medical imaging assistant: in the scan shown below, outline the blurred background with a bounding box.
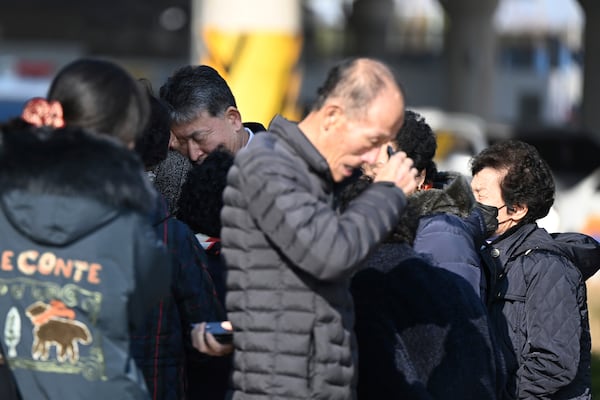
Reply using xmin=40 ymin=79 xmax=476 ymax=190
xmin=1 ymin=0 xmax=598 ymax=237
xmin=1 ymin=0 xmax=599 ymax=386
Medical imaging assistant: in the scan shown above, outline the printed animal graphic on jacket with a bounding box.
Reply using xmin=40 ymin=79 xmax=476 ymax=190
xmin=25 ymin=301 xmax=92 ymax=364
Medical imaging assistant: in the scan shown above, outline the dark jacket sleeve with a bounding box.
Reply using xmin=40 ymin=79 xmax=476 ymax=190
xmin=171 ymin=223 xmax=226 ymax=365
xmin=170 ymin=221 xmax=225 ymax=327
xmin=129 ymin=215 xmax=172 ymax=332
xmin=237 ymin=152 xmax=407 ymax=282
xmin=516 ymin=254 xmax=581 ymax=399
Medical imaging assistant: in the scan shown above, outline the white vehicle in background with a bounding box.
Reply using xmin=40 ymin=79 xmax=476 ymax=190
xmin=411 ymin=106 xmax=571 ymax=233
xmin=0 ymin=40 xmax=83 ymax=122
xmin=411 ymin=106 xmax=488 ymax=177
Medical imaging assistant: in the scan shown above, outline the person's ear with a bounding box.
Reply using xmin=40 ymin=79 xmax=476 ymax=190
xmin=225 ymin=106 xmax=243 ymax=130
xmin=321 ymin=103 xmax=344 ymax=133
xmin=168 ymin=131 xmax=180 ymax=150
xmin=508 ymin=203 xmax=528 ymax=222
xmin=415 ymin=170 xmax=426 ymax=188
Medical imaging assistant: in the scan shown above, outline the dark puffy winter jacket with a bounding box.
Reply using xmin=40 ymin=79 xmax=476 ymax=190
xmin=394 ymin=172 xmax=485 ymax=297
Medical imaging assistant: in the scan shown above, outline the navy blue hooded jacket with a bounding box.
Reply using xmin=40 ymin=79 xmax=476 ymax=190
xmin=0 ymin=127 xmax=170 ymax=399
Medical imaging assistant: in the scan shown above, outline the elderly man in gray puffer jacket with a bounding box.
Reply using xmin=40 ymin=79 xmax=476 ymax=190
xmin=218 ymin=58 xmax=418 ymax=399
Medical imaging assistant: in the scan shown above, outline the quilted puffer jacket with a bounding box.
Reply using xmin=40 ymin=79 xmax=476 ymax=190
xmin=392 ymin=171 xmax=485 ymax=298
xmin=480 ymin=223 xmax=598 ymax=400
xmin=221 ymin=115 xmax=408 ymax=399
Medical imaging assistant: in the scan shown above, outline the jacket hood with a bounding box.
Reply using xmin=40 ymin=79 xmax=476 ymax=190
xmin=0 ymin=127 xmax=155 ymax=245
xmin=389 ymin=172 xmax=475 ymax=244
xmin=1 ymin=191 xmax=121 ymax=246
xmin=550 ymin=232 xmax=600 ymax=280
xmin=496 ymin=224 xmax=600 ymax=281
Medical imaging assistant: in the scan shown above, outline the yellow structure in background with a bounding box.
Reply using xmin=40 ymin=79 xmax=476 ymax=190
xmin=583 ymin=219 xmax=600 ymax=353
xmin=193 ymin=0 xmax=303 ymax=127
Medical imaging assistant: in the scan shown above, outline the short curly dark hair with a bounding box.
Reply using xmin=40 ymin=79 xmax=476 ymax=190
xmin=176 ymin=147 xmax=234 ymax=237
xmin=134 ymin=81 xmax=170 ymax=169
xmin=395 ymin=110 xmax=437 ymax=180
xmin=470 ymin=140 xmax=555 ymax=224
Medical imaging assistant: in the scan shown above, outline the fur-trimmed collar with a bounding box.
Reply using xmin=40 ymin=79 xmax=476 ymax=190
xmin=388 ymin=172 xmax=475 ymax=244
xmin=0 ymin=127 xmax=155 ymax=245
xmin=0 ymin=127 xmax=154 ymax=213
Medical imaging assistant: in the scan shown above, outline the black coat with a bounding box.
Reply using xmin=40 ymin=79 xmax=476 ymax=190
xmin=352 ymin=242 xmax=501 ymax=400
xmin=481 ymin=224 xmax=597 ymax=399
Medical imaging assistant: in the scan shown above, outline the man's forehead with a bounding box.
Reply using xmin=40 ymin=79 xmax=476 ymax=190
xmin=171 ymin=124 xmax=196 ymax=139
xmin=172 ymin=114 xmax=218 ymax=136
